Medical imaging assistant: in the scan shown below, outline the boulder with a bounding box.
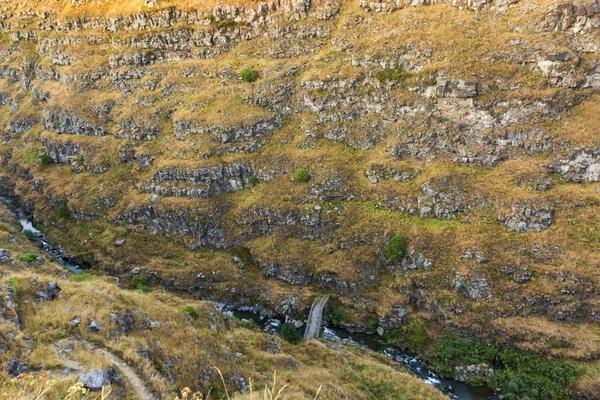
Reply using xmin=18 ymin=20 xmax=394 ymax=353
xmin=37 ymin=281 xmax=61 ymax=302
xmin=78 ymin=370 xmax=110 ymax=391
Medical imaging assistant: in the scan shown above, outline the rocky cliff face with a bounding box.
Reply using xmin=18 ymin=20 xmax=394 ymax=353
xmin=1 ymin=0 xmax=600 ymax=395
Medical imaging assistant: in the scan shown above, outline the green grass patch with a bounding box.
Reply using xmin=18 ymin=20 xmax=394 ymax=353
xmin=183 ymin=305 xmax=199 ymax=320
xmin=17 ymin=253 xmax=39 ymax=263
xmin=71 ymin=272 xmax=94 ymax=282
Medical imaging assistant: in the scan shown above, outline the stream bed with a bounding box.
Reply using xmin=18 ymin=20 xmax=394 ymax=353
xmin=3 ymin=195 xmax=497 ymax=400
xmin=224 ymin=308 xmax=498 ymax=400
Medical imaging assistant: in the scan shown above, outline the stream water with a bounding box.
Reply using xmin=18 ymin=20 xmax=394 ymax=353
xmin=2 ymin=195 xmax=497 ymax=400
xmin=225 ymin=309 xmax=498 ymax=400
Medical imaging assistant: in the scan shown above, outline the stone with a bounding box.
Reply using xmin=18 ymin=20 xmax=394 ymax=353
xmin=115 ymin=240 xmax=125 ymax=246
xmin=78 ymin=370 xmax=110 ymax=391
xmin=149 ymin=194 xmax=160 ymax=204
xmin=70 ymin=317 xmax=82 ymax=326
xmin=88 ymin=320 xmax=101 ymax=331
xmin=7 ymin=358 xmax=27 ymax=377
xmin=149 ymin=321 xmax=160 ymax=329
xmin=38 ymin=281 xmax=61 ymax=302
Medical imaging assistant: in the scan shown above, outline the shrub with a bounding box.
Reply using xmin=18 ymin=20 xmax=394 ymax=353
xmin=241 ymin=319 xmax=259 ymax=330
xmin=183 ymin=306 xmax=199 ymax=320
xmin=248 ymin=176 xmax=259 ymax=187
xmin=385 ymin=235 xmax=407 ymax=262
xmin=375 ymin=63 xmax=414 ymax=84
xmin=17 ymin=253 xmax=38 ymax=263
xmin=406 ymin=315 xmax=426 ymax=349
xmin=429 ymin=337 xmax=577 ymax=400
xmin=327 ymin=306 xmax=347 ymax=325
xmin=280 ymin=323 xmax=301 ymax=344
xmin=130 ymin=275 xmax=150 ymax=294
xmin=295 ymin=168 xmax=311 ymax=183
xmin=75 ymin=156 xmax=85 ymax=166
xmin=71 ymin=272 xmax=94 ymax=282
xmin=57 ymin=204 xmax=71 ymax=220
xmin=241 ymin=68 xmax=259 ymax=83
xmin=39 ymin=154 xmax=54 ymax=165
xmin=116 ymin=226 xmax=128 ymax=236
xmin=22 ymin=229 xmax=37 ymax=241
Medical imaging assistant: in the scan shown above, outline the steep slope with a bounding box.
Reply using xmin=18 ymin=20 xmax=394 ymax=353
xmin=0 ymin=0 xmax=600 ymax=397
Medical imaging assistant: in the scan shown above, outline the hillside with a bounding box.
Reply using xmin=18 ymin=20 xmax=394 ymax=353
xmin=0 ymin=0 xmax=600 ymax=398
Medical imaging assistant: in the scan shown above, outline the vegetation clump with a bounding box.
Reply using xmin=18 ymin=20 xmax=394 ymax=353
xmin=280 ymin=323 xmax=302 ymax=344
xmin=22 ymin=229 xmax=37 ymax=241
xmin=57 ymin=204 xmax=71 ymax=220
xmin=430 ymin=337 xmax=577 ymax=399
xmin=71 ymin=272 xmax=94 ymax=282
xmin=241 ymin=68 xmax=259 ymax=83
xmin=17 ymin=253 xmax=39 ymax=263
xmin=130 ymin=275 xmax=150 ymax=294
xmin=39 ymin=154 xmax=54 ymax=165
xmin=385 ymin=235 xmax=407 ymax=262
xmin=375 ymin=63 xmax=414 ymax=84
xmin=384 ymin=315 xmax=427 ymax=350
xmin=295 ymin=168 xmax=311 ymax=183
xmin=183 ymin=305 xmax=199 ymax=320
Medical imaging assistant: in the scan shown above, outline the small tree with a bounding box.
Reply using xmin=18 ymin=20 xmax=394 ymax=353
xmin=295 ymin=168 xmax=311 ymax=183
xmin=39 ymin=154 xmax=54 ymax=165
xmin=385 ymin=235 xmax=407 ymax=262
xmin=280 ymin=323 xmax=301 ymax=344
xmin=241 ymin=68 xmax=258 ymax=83
xmin=241 ymin=68 xmax=259 ymax=101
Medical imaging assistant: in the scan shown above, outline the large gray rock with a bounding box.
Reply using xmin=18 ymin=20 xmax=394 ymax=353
xmin=37 ymin=281 xmax=61 ymax=302
xmin=78 ymin=370 xmax=110 ymax=391
xmin=551 ymin=148 xmax=600 ymax=183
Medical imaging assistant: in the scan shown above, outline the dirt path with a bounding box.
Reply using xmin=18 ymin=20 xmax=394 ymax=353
xmin=55 ymin=341 xmax=158 ymax=400
xmin=95 ymin=348 xmax=158 ymax=400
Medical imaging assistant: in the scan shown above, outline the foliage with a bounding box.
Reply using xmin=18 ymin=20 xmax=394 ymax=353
xmin=241 ymin=318 xmax=260 ymax=330
xmin=406 ymin=315 xmax=427 ymax=349
xmin=327 ymin=306 xmax=347 ymax=326
xmin=241 ymin=68 xmax=259 ymax=83
xmin=71 ymin=272 xmax=94 ymax=282
xmin=385 ymin=235 xmax=407 ymax=262
xmin=39 ymin=154 xmax=54 ymax=165
xmin=116 ymin=226 xmax=128 ymax=236
xmin=183 ymin=305 xmax=199 ymax=320
xmin=248 ymin=176 xmax=259 ymax=187
xmin=279 ymin=323 xmax=301 ymax=344
xmin=429 ymin=337 xmax=577 ymax=400
xmin=130 ymin=275 xmax=150 ymax=294
xmin=375 ymin=63 xmax=414 ymax=84
xmin=22 ymin=229 xmax=37 ymax=241
xmin=294 ymin=168 xmax=311 ymax=183
xmin=17 ymin=253 xmax=39 ymax=263
xmin=57 ymin=204 xmax=71 ymax=220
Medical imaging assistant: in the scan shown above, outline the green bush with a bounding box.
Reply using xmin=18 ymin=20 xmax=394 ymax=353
xmin=116 ymin=226 xmax=128 ymax=236
xmin=429 ymin=337 xmax=577 ymax=400
xmin=71 ymin=272 xmax=94 ymax=282
xmin=375 ymin=63 xmax=414 ymax=84
xmin=295 ymin=168 xmax=311 ymax=183
xmin=327 ymin=306 xmax=347 ymax=325
xmin=17 ymin=253 xmax=38 ymax=263
xmin=248 ymin=176 xmax=259 ymax=187
xmin=385 ymin=235 xmax=407 ymax=262
xmin=22 ymin=229 xmax=37 ymax=241
xmin=241 ymin=319 xmax=259 ymax=330
xmin=57 ymin=204 xmax=71 ymax=220
xmin=39 ymin=154 xmax=54 ymax=165
xmin=280 ymin=323 xmax=302 ymax=344
xmin=130 ymin=275 xmax=150 ymax=294
xmin=383 ymin=316 xmax=426 ymax=350
xmin=241 ymin=68 xmax=259 ymax=83
xmin=183 ymin=306 xmax=199 ymax=320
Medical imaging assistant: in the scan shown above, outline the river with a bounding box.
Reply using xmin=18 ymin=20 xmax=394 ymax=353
xmin=2 ymin=195 xmax=497 ymax=400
